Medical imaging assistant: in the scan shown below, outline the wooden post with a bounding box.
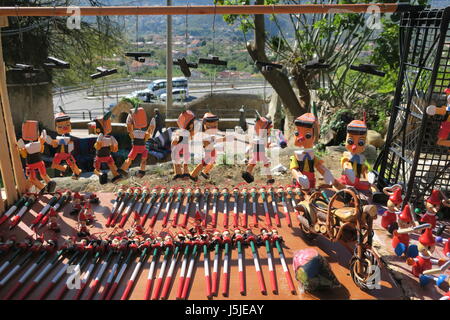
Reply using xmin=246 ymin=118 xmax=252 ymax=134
xmin=0 ymin=16 xmax=26 ymax=206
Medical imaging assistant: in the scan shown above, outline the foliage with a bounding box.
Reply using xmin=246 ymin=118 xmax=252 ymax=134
xmin=121 ymin=97 xmax=141 ymax=108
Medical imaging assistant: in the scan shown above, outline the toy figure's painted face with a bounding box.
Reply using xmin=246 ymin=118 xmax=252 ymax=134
xmin=418 ymin=243 xmax=435 ymax=257
xmin=294 ymin=113 xmax=317 ymax=148
xmin=346 ymin=120 xmax=367 ymax=154
xmin=426 ymin=202 xmax=440 ymax=213
xmin=94 ymin=118 xmax=112 ymax=135
xmin=398 ymin=218 xmax=413 ymax=229
xmin=55 ymin=119 xmax=72 ymax=135
xmin=204 ymin=120 xmax=218 ymax=132
xmin=346 ymin=133 xmax=366 ymax=154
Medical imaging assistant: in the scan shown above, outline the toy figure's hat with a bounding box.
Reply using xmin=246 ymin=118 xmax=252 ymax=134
xmin=399 ymin=204 xmax=412 ymax=222
xmin=177 ymin=110 xmax=195 ymax=130
xmin=131 ymin=106 xmax=148 ymax=129
xmin=294 ymin=113 xmax=317 ymax=128
xmin=203 ymin=112 xmax=219 ymax=123
xmin=427 ymin=190 xmax=442 ymax=206
xmin=419 ymin=228 xmax=435 ymax=247
xmin=347 ymin=120 xmax=367 ymax=135
xmin=55 ymin=112 xmax=70 ymax=122
xmin=22 ymin=120 xmax=39 ymax=141
xmin=390 ymin=188 xmax=403 ymax=205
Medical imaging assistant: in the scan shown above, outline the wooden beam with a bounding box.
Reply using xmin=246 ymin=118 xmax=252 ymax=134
xmin=0 ymin=24 xmax=27 ymax=197
xmin=0 ymin=4 xmax=417 ymax=16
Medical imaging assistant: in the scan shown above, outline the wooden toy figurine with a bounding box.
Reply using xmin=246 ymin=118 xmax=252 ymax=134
xmin=118 ymin=106 xmax=156 ymax=178
xmin=337 ymin=119 xmax=370 ymax=191
xmin=89 ymin=112 xmax=121 ymax=184
xmin=190 ymin=112 xmax=222 ymax=181
xmin=381 ymin=184 xmax=403 ymax=234
xmin=407 ymin=228 xmax=446 ymax=285
xmin=242 ymin=112 xmax=274 ymax=184
xmin=392 ymin=204 xmax=418 ymax=258
xmin=47 ymin=208 xmax=60 ymax=233
xmin=17 ymin=120 xmax=56 ymax=193
xmin=171 ymin=109 xmax=196 ymax=180
xmin=417 ymin=189 xmax=450 ymax=229
xmin=46 ymin=112 xmax=82 ymax=179
xmin=426 ymin=87 xmax=450 ymax=147
xmin=290 ymin=113 xmax=335 ymax=191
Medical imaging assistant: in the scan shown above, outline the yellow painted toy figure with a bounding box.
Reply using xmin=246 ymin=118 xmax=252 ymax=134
xmin=45 ymin=112 xmax=82 ymax=179
xmin=89 ymin=112 xmax=121 ymax=185
xmin=17 ymin=120 xmax=56 ymax=193
xmin=337 ymin=119 xmax=371 ymax=191
xmin=190 ymin=112 xmax=223 ymax=181
xmin=426 ymin=87 xmax=450 ymax=147
xmin=290 ymin=113 xmax=335 ymax=191
xmin=242 ymin=112 xmax=274 ymax=185
xmin=118 ymin=106 xmax=155 ymax=178
xmin=172 ymin=109 xmax=196 ymax=180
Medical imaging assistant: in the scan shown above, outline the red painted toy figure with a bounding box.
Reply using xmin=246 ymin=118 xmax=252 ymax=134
xmin=17 ymin=120 xmax=56 ymax=193
xmin=48 ymin=207 xmax=60 ymax=233
xmin=290 ymin=113 xmax=335 ymax=191
xmin=172 ymin=109 xmax=196 ymax=180
xmin=190 ymin=112 xmax=223 ymax=181
xmin=418 ymin=189 xmax=450 ymax=229
xmin=89 ymin=112 xmax=121 ymax=185
xmin=392 ymin=204 xmax=418 ymax=257
xmin=70 ymin=192 xmax=84 ymax=216
xmin=84 ymin=202 xmax=95 ymax=224
xmin=337 ymin=119 xmax=371 ymax=191
xmin=407 ymin=228 xmax=445 ymax=285
xmin=242 ymin=112 xmax=274 ymax=185
xmin=118 ymin=106 xmax=156 ymax=178
xmin=426 ymin=86 xmax=450 ymax=147
xmin=381 ymin=184 xmax=403 ymax=234
xmin=46 ymin=112 xmax=82 ymax=179
xmin=132 ymin=210 xmax=144 ymax=235
xmin=222 ymin=229 xmax=232 ymax=245
xmin=77 ymin=210 xmax=90 ymax=237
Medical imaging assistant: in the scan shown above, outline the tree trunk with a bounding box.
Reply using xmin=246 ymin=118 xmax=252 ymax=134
xmin=247 ymin=0 xmax=308 ymax=141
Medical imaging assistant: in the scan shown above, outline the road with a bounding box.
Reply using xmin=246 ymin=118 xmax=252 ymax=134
xmin=53 ymin=82 xmax=274 ymax=120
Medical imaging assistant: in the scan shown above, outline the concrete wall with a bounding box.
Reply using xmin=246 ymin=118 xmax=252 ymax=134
xmin=7 ymin=81 xmax=54 ymax=134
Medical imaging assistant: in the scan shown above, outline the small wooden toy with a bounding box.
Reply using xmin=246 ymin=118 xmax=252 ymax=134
xmin=118 ymin=106 xmax=156 ymax=178
xmin=381 ymin=184 xmax=403 ymax=234
xmin=46 ymin=112 xmax=82 ymax=179
xmin=417 ymin=189 xmax=450 ymax=229
xmin=47 ymin=207 xmax=60 ymax=233
xmin=242 ymin=112 xmax=274 ymax=184
xmin=290 ymin=113 xmax=335 ymax=191
xmin=190 ymin=112 xmax=222 ymax=181
xmin=426 ymin=87 xmax=450 ymax=147
xmin=337 ymin=118 xmax=371 ymax=191
xmin=89 ymin=112 xmax=121 ymax=184
xmin=77 ymin=209 xmax=90 ymax=237
xmin=17 ymin=120 xmax=56 ymax=193
xmin=171 ymin=110 xmax=196 ymax=180
xmin=392 ymin=204 xmax=418 ymax=257
xmin=406 ymin=228 xmax=446 ymax=284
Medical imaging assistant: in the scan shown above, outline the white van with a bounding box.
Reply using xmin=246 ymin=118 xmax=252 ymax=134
xmin=147 ymin=77 xmax=189 ymax=98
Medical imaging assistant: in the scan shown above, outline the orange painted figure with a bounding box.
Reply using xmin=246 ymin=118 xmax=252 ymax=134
xmin=171 ymin=109 xmax=196 ymax=180
xmin=242 ymin=112 xmax=274 ymax=185
xmin=17 ymin=120 xmax=56 ymax=193
xmin=337 ymin=119 xmax=371 ymax=191
xmin=46 ymin=112 xmax=82 ymax=179
xmin=426 ymin=87 xmax=450 ymax=148
xmin=190 ymin=112 xmax=223 ymax=181
xmin=89 ymin=112 xmax=121 ymax=185
xmin=289 ymin=113 xmax=335 ymax=191
xmin=118 ymin=106 xmax=156 ymax=178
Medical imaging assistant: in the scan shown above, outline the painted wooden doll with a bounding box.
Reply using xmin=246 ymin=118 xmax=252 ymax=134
xmin=381 ymin=184 xmax=403 ymax=234
xmin=190 ymin=112 xmax=222 ymax=181
xmin=118 ymin=106 xmax=155 ymax=178
xmin=17 ymin=120 xmax=56 ymax=193
xmin=337 ymin=119 xmax=371 ymax=191
xmin=392 ymin=204 xmax=418 ymax=257
xmin=171 ymin=109 xmax=196 ymax=180
xmin=242 ymin=112 xmax=274 ymax=184
xmin=89 ymin=112 xmax=121 ymax=184
xmin=46 ymin=112 xmax=81 ymax=179
xmin=426 ymin=87 xmax=450 ymax=147
xmin=418 ymin=189 xmax=450 ymax=229
xmin=290 ymin=113 xmax=335 ymax=191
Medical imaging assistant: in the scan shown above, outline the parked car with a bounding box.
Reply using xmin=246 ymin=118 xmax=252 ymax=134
xmin=160 ymin=89 xmax=188 ymax=101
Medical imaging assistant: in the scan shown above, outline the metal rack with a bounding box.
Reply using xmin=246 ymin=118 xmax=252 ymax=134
xmin=375 ymin=7 xmax=450 ymax=206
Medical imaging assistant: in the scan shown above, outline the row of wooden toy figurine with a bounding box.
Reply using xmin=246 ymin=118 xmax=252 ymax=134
xmin=381 ymin=184 xmax=450 ymax=298
xmin=17 ymin=106 xmax=157 ymax=193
